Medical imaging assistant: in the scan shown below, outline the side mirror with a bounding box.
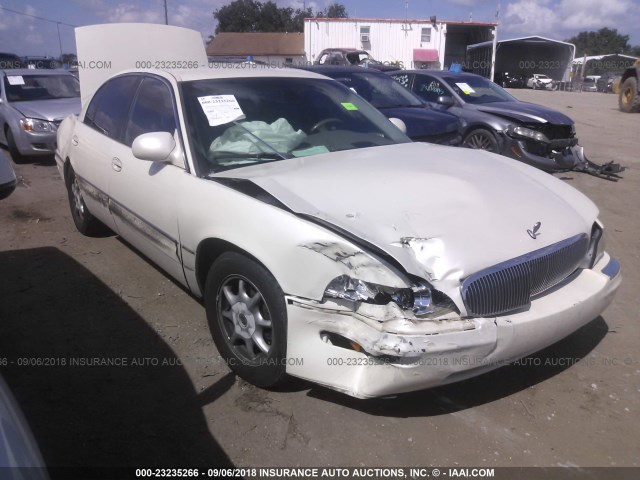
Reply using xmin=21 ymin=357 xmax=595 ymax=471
xmin=132 ymin=132 xmax=175 ymax=162
xmin=437 ymin=96 xmax=454 ymax=108
xmin=388 ymin=117 xmax=407 ymax=134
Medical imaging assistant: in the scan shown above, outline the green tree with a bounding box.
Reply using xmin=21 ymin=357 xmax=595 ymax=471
xmin=566 ymin=28 xmax=631 ymax=57
xmin=214 ymin=0 xmax=262 ymax=33
xmin=325 ymin=3 xmax=348 ymax=18
xmin=60 ymin=53 xmax=77 ymax=65
xmin=213 ymin=0 xmax=347 ymax=33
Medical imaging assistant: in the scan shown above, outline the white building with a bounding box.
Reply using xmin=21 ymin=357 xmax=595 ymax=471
xmin=467 ymin=36 xmax=576 ymax=81
xmin=304 ymin=17 xmax=496 ymax=71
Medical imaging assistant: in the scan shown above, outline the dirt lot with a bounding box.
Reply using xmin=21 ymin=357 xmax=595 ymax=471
xmin=1 ymin=89 xmax=639 ymax=472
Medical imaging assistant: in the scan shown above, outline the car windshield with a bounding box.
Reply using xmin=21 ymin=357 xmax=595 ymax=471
xmin=443 ymin=76 xmax=517 ymax=104
xmin=334 ymin=72 xmax=424 ymax=109
xmin=181 ymin=77 xmax=411 ymax=174
xmin=3 ymin=74 xmax=80 ymax=101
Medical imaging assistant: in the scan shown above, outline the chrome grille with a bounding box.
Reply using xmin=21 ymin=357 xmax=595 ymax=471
xmin=461 ymin=234 xmax=589 ymax=317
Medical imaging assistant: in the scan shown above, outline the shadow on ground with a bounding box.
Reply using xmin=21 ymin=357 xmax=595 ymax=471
xmin=0 ymin=247 xmax=232 ymax=469
xmin=307 ymin=316 xmax=609 ymax=416
xmin=0 ymin=146 xmax=56 ymax=167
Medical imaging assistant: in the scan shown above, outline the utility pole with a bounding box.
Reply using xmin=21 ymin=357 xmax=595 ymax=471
xmin=490 ymin=1 xmax=500 ymax=81
xmin=56 ymin=22 xmax=63 ymax=59
xmin=164 ymin=0 xmax=168 ymax=25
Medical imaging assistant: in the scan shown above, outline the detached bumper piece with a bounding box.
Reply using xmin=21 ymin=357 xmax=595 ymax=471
xmin=571 ymin=146 xmax=625 ymax=181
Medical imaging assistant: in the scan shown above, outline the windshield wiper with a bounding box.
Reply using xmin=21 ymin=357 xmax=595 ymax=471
xmin=212 ymin=151 xmax=287 ymax=161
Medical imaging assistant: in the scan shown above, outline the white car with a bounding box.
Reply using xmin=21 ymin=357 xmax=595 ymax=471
xmin=56 ymin=24 xmax=621 ymax=398
xmin=0 ymin=376 xmax=48 ymax=474
xmin=527 ymin=74 xmax=555 ymax=90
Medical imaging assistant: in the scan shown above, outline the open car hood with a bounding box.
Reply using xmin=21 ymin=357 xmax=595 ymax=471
xmin=216 ymin=142 xmax=597 ymax=284
xmin=472 ymin=101 xmax=574 ymax=125
xmin=75 ymin=24 xmax=208 ymax=106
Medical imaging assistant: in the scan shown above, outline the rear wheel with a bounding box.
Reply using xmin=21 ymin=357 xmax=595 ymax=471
xmin=462 ymin=128 xmax=499 ymax=153
xmin=619 ymin=77 xmax=640 ymax=113
xmin=66 ymin=166 xmax=106 ymax=236
xmin=5 ymin=128 xmax=26 ymax=164
xmin=204 ymin=252 xmax=288 ymax=388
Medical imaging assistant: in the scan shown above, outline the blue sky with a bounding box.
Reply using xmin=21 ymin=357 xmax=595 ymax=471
xmin=1 ymin=0 xmax=639 ymax=57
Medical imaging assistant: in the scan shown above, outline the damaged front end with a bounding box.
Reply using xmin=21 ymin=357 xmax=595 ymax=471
xmin=501 ymin=123 xmax=624 ymax=181
xmin=284 ymin=225 xmax=620 ymax=398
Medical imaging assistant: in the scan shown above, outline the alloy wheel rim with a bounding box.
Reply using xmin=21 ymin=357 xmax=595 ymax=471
xmin=217 ymin=275 xmax=273 ymax=362
xmin=71 ymin=177 xmax=85 ymax=220
xmin=465 ymin=134 xmax=494 ymax=151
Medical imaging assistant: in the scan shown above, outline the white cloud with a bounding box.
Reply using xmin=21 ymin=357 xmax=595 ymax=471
xmin=105 ymin=3 xmax=164 ymax=23
xmin=503 ymin=0 xmax=558 ymax=35
xmin=0 ymin=3 xmax=46 ymax=54
xmin=286 ymin=0 xmax=320 ymax=12
xmin=503 ymin=0 xmax=640 ymax=42
xmin=448 ymin=0 xmax=483 ymax=6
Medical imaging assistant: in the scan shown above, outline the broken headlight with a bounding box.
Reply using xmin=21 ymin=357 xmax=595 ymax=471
xmin=507 ymin=125 xmax=550 ymax=144
xmin=323 ymin=275 xmax=458 ymax=318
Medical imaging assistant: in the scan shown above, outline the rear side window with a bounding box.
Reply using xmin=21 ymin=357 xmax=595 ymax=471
xmin=412 ymin=75 xmax=450 ymax=103
xmin=84 ymin=75 xmax=140 ymax=140
xmin=124 ymin=77 xmax=177 ymax=147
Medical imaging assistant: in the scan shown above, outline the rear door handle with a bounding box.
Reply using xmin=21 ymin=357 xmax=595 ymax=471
xmin=71 ymin=135 xmax=78 ymax=146
xmin=112 ymin=157 xmax=122 ymax=172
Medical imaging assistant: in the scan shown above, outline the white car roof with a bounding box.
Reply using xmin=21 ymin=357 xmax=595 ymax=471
xmin=164 ymin=66 xmax=326 ymax=82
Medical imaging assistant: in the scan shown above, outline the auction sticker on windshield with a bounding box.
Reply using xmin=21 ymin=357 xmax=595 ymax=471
xmin=455 ymin=82 xmax=475 ymax=94
xmin=6 ymin=76 xmax=25 ymax=86
xmin=198 ymin=94 xmax=246 ymax=126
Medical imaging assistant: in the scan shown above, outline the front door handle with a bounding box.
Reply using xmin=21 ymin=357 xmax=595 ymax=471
xmin=71 ymin=135 xmax=78 ymax=146
xmin=112 ymin=157 xmax=122 ymax=172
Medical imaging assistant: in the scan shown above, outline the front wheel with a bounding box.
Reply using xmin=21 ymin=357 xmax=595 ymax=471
xmin=204 ymin=252 xmax=288 ymax=388
xmin=462 ymin=128 xmax=499 ymax=153
xmin=5 ymin=128 xmax=26 ymax=164
xmin=619 ymin=77 xmax=640 ymax=113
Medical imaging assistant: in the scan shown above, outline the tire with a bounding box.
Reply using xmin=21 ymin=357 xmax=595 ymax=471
xmin=462 ymin=128 xmax=499 ymax=153
xmin=5 ymin=128 xmax=26 ymax=164
xmin=619 ymin=77 xmax=640 ymax=113
xmin=204 ymin=252 xmax=288 ymax=388
xmin=66 ymin=166 xmax=106 ymax=236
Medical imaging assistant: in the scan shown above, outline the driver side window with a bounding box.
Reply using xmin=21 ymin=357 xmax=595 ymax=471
xmin=123 ymin=76 xmax=177 ymax=147
xmin=413 ymin=75 xmax=450 ymax=103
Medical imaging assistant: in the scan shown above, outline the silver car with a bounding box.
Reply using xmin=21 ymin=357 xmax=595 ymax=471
xmin=0 ymin=149 xmax=16 ymax=199
xmin=0 ymin=69 xmax=80 ymax=163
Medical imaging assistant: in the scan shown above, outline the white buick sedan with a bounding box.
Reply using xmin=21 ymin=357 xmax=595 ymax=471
xmin=56 ymin=25 xmax=620 ymax=398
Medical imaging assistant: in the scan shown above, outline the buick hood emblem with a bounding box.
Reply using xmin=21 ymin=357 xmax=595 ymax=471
xmin=527 ymin=222 xmax=542 ymax=239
